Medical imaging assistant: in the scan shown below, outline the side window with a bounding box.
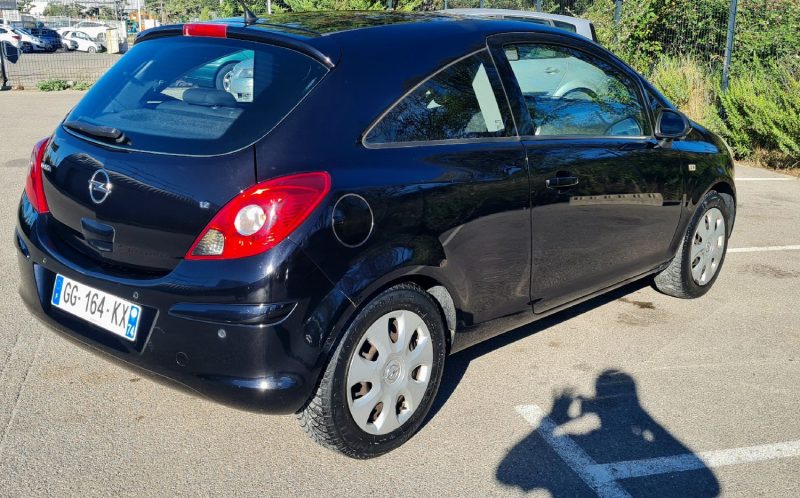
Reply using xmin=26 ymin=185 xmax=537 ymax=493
xmin=646 ymin=88 xmax=669 ymax=114
xmin=505 ymin=43 xmax=649 ymax=137
xmin=365 ymin=51 xmax=512 ymax=144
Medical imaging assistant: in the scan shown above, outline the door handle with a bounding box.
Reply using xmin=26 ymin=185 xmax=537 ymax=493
xmin=545 ymin=176 xmax=579 ymax=189
xmin=544 ymin=67 xmax=560 ymax=74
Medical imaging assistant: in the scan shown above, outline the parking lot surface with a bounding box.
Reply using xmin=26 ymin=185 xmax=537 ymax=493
xmin=1 ymin=92 xmax=799 ymax=497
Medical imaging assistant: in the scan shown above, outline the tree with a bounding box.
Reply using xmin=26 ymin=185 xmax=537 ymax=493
xmin=16 ymin=0 xmax=33 ymax=15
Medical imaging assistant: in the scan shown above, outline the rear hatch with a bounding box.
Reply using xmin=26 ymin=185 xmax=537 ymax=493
xmin=42 ymin=32 xmax=328 ymax=274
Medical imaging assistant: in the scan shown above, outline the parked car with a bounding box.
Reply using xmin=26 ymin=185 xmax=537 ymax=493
xmin=13 ymin=27 xmax=53 ymax=52
xmin=61 ymin=30 xmax=104 ymax=53
xmin=0 ymin=25 xmax=22 ymax=49
xmin=441 ymin=8 xmax=598 ymax=41
xmin=227 ymin=58 xmax=253 ymax=102
xmin=71 ymin=20 xmax=109 ymax=40
xmin=16 ymin=13 xmax=736 ymax=458
xmin=29 ymin=27 xmax=61 ymax=51
xmin=57 ymin=31 xmax=78 ymax=51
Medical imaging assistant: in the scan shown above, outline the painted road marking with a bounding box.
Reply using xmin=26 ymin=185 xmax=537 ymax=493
xmin=736 ymin=178 xmax=793 ymax=181
xmin=516 ymin=404 xmax=800 ymax=497
xmin=595 ymin=440 xmax=800 ymax=480
xmin=516 ymin=405 xmax=632 ymax=498
xmin=728 ymin=245 xmax=800 ymax=253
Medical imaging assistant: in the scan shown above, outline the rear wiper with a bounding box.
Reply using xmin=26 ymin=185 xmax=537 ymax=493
xmin=64 ymin=120 xmax=129 ymax=145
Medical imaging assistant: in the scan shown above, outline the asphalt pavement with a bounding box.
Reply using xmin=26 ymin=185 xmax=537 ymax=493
xmin=1 ymin=91 xmax=799 ymax=497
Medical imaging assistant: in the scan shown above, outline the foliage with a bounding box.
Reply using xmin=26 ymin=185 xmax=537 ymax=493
xmin=43 ymin=3 xmax=86 ymax=17
xmin=718 ymin=64 xmax=800 ymax=164
xmin=647 ymin=56 xmax=722 ymax=133
xmin=281 ymin=0 xmax=383 ymax=11
xmin=16 ymin=0 xmax=33 ymax=14
xmin=37 ymin=79 xmax=71 ymax=91
xmin=36 ymin=80 xmax=92 ymax=91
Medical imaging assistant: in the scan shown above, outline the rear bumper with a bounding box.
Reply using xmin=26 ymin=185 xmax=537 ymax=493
xmin=15 ymin=196 xmax=354 ymax=414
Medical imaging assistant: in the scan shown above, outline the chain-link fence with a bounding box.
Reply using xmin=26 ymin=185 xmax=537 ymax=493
xmin=1 ymin=0 xmax=133 ymax=87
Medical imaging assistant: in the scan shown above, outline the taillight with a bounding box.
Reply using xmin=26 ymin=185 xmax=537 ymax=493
xmin=24 ymin=137 xmax=51 ymax=214
xmin=186 ymin=172 xmax=331 ymax=260
xmin=182 ymin=23 xmax=227 ymax=38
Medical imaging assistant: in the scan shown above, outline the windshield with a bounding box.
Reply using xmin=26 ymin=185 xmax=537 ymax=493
xmin=65 ymin=36 xmax=328 ymax=156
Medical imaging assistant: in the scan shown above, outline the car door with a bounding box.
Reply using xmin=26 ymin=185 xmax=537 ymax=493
xmin=489 ymin=33 xmax=684 ymax=312
xmin=359 ymin=48 xmax=532 ymax=345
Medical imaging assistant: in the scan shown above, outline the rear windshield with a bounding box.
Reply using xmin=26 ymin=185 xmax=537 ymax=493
xmin=65 ymin=36 xmax=328 ymax=155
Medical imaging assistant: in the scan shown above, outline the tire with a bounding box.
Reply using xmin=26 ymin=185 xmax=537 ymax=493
xmin=654 ymin=191 xmax=732 ymax=298
xmin=298 ymin=283 xmax=447 ymax=458
xmin=215 ymin=61 xmax=238 ymax=91
xmin=88 ymin=46 xmax=96 ymax=54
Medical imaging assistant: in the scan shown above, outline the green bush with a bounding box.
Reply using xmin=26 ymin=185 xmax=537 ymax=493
xmin=647 ymin=56 xmax=723 ymax=132
xmin=719 ymin=65 xmax=800 ymax=164
xmin=37 ymin=79 xmax=71 ymax=91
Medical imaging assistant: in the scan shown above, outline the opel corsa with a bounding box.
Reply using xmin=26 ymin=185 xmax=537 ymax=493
xmin=15 ymin=12 xmax=736 ymax=458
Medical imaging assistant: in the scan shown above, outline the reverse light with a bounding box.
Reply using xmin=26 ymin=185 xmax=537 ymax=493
xmin=182 ymin=23 xmax=228 ymax=38
xmin=186 ymin=172 xmax=331 ymax=260
xmin=24 ymin=137 xmax=51 ymax=214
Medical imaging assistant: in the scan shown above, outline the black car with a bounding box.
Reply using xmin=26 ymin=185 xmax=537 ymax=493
xmin=15 ymin=12 xmax=735 ymax=458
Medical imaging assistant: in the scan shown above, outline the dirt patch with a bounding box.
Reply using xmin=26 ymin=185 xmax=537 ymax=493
xmin=745 ymin=263 xmax=800 ymax=279
xmin=3 ymin=159 xmax=28 ymax=168
xmin=618 ymin=297 xmax=656 ymax=310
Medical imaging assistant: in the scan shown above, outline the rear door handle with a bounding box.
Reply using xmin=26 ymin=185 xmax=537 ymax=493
xmin=544 ymin=67 xmax=560 ymax=74
xmin=545 ymin=176 xmax=579 ymax=189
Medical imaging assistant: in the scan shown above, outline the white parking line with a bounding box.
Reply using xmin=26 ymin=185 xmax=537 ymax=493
xmin=516 ymin=404 xmax=800 ymax=496
xmin=516 ymin=405 xmax=632 ymax=498
xmin=595 ymin=440 xmax=800 ymax=480
xmin=736 ymin=178 xmax=794 ymax=181
xmin=728 ymin=245 xmax=800 ymax=253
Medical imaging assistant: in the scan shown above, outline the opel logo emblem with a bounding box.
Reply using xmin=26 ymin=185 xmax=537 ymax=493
xmin=88 ymin=170 xmax=112 ymax=205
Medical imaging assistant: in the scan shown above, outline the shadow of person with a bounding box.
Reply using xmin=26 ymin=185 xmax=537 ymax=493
xmin=497 ymin=370 xmax=721 ymax=497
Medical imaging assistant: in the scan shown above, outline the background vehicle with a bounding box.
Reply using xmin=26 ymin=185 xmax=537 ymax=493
xmin=13 ymin=28 xmax=52 ymax=53
xmin=61 ymin=30 xmax=104 ymax=53
xmin=0 ymin=26 xmax=21 ymax=49
xmin=15 ymin=13 xmax=735 ymax=459
xmin=441 ymin=8 xmax=597 ymax=41
xmin=29 ymin=28 xmax=60 ymax=52
xmin=72 ymin=21 xmax=109 ymax=40
xmin=57 ymin=31 xmax=77 ymax=51
xmin=227 ymin=58 xmax=253 ymax=102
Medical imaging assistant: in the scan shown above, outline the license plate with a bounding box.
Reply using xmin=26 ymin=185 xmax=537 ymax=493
xmin=51 ymin=274 xmax=141 ymax=341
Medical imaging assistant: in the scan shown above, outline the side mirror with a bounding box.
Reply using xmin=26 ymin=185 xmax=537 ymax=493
xmin=1 ymin=42 xmax=20 ymax=64
xmin=655 ymin=108 xmax=691 ymax=140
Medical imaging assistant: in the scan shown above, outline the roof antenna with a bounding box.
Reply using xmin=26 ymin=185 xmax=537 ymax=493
xmin=236 ymin=0 xmax=258 ymax=26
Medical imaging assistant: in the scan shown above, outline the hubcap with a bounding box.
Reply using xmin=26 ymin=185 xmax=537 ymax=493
xmin=346 ymin=310 xmax=434 ymax=435
xmin=222 ymin=71 xmax=232 ymax=92
xmin=690 ymin=207 xmax=726 ymax=286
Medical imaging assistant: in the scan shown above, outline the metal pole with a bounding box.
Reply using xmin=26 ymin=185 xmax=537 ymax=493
xmin=137 ymin=0 xmax=141 ymax=32
xmin=268 ymin=0 xmax=272 ymax=14
xmin=479 ymin=0 xmax=484 ymax=8
xmin=614 ymin=0 xmax=623 ymax=25
xmin=443 ymin=0 xmax=447 ymax=9
xmin=721 ymin=0 xmax=739 ymax=92
xmin=0 ymin=48 xmax=7 ymax=90
xmin=535 ymin=0 xmax=541 ymax=12
xmin=387 ymin=0 xmax=393 ymax=10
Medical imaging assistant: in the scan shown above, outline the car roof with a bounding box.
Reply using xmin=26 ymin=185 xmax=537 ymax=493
xmin=213 ymin=11 xmax=578 ymax=41
xmin=439 ymin=8 xmax=592 ymax=26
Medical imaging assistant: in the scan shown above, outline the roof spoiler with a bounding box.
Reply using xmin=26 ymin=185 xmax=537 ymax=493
xmin=135 ymin=24 xmax=336 ymax=69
